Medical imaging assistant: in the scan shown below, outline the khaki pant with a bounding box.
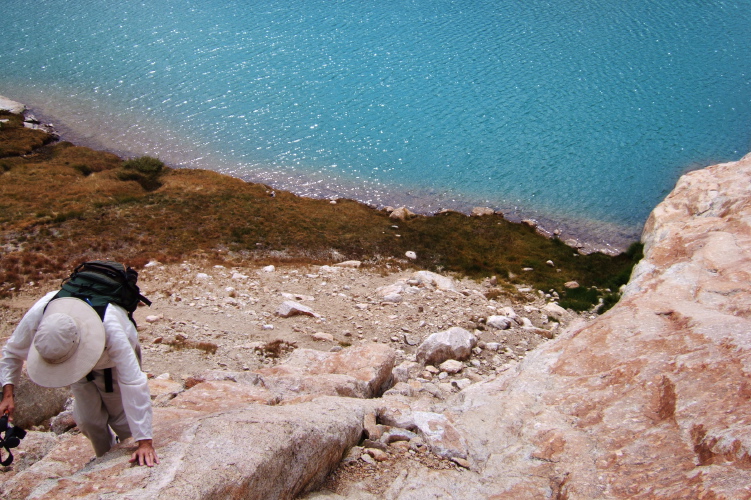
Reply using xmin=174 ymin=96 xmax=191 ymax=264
xmin=71 ymin=368 xmax=132 ymax=457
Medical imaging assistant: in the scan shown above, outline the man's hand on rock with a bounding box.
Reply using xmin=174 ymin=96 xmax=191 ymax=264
xmin=129 ymin=439 xmax=159 ymax=467
xmin=0 ymin=384 xmax=15 ymax=421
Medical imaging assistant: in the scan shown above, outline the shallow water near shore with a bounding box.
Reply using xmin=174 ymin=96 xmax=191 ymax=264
xmin=2 ymin=0 xmax=749 ymax=251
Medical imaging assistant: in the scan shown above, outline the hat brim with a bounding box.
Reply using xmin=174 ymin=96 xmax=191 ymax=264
xmin=27 ymin=297 xmax=105 ymax=388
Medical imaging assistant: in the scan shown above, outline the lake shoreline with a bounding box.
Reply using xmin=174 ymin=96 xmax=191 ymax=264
xmin=2 ymin=94 xmax=638 ymax=255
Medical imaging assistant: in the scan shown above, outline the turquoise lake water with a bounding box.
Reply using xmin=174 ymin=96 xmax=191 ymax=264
xmin=2 ymin=0 xmax=750 ymax=249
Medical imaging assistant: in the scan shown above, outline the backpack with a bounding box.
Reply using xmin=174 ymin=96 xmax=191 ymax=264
xmin=53 ymin=261 xmax=151 ymax=325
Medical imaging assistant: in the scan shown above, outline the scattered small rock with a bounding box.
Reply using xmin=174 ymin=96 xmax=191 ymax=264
xmin=471 ymin=207 xmax=495 ymax=217
xmin=334 ymin=260 xmax=362 ymax=268
xmin=439 ymin=359 xmax=464 ymax=374
xmin=389 ymin=207 xmax=415 ymax=220
xmin=276 ymin=300 xmax=320 ymax=318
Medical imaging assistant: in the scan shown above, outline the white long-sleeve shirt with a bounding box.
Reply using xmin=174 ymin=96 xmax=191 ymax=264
xmin=0 ymin=291 xmax=153 ymax=441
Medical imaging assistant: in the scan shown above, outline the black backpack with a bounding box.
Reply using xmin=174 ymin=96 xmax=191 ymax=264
xmin=52 ymin=261 xmax=151 ymax=325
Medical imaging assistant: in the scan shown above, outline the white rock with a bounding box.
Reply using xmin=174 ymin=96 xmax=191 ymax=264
xmin=263 ymin=265 xmax=276 ymax=273
xmin=155 ymin=373 xmax=171 ymax=380
xmin=312 ymin=332 xmax=334 ymax=342
xmin=145 ymin=314 xmax=163 ymax=323
xmin=439 ymin=359 xmax=464 ymax=374
xmin=195 ymin=273 xmax=210 ymax=280
xmin=382 ymin=293 xmax=403 ymax=304
xmin=377 ymin=282 xmax=408 ymax=297
xmin=412 ymin=271 xmax=457 ymax=292
xmin=232 ymin=272 xmax=249 ymax=280
xmin=542 ymin=302 xmax=570 ymax=322
xmin=389 ymin=207 xmax=415 ymax=220
xmin=499 ymin=306 xmax=518 ymax=320
xmin=486 ymin=315 xmax=512 ymax=330
xmin=0 ymin=96 xmax=25 ymax=114
xmin=471 ymin=207 xmax=495 ymax=217
xmin=144 ymin=260 xmax=161 ymax=268
xmin=276 ymin=300 xmax=320 ymax=318
xmin=334 ymin=260 xmax=362 ymax=268
xmin=405 ymin=251 xmax=417 ymax=260
xmin=416 ymin=327 xmax=477 ymax=366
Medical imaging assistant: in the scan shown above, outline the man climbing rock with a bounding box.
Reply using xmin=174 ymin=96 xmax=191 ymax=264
xmin=0 ymin=262 xmax=158 ymax=466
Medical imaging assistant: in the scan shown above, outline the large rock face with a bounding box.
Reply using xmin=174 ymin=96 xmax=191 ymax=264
xmin=410 ymin=153 xmax=751 ymax=498
xmin=2 ymin=398 xmax=374 ymax=500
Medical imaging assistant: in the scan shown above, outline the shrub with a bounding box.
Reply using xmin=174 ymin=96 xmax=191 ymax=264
xmin=119 ymin=156 xmax=166 ymax=191
xmin=558 ymin=287 xmax=600 ymax=312
xmin=122 ymin=156 xmax=164 ymax=175
xmin=72 ymin=163 xmax=93 ymax=176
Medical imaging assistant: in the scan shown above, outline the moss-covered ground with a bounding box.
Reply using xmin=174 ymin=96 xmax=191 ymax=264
xmin=0 ymin=110 xmax=642 ymax=309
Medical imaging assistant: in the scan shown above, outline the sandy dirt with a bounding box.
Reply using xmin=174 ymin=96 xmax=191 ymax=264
xmin=1 ymin=259 xmax=591 ymax=383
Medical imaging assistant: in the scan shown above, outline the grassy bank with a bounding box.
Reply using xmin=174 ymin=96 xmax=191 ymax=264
xmin=0 ymin=110 xmax=641 ymax=310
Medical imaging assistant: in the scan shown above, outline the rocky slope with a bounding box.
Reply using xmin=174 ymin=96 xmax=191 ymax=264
xmin=2 ymin=146 xmax=750 ymax=498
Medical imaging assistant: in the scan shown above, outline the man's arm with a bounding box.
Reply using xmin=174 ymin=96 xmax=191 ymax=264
xmin=103 ymin=305 xmax=157 ymax=466
xmin=0 ymin=384 xmax=14 ymax=420
xmin=0 ymin=291 xmax=59 ymax=392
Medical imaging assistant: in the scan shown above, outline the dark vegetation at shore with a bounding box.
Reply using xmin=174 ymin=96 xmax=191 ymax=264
xmin=0 ymin=110 xmax=642 ymax=310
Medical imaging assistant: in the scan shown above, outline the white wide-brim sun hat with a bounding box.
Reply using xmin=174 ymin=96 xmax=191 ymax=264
xmin=27 ymin=297 xmax=105 ymax=388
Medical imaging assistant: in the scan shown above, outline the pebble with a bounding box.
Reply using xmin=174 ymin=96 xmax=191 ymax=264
xmin=439 ymin=359 xmax=464 ymax=374
xmin=364 ymin=448 xmax=389 ymax=462
xmin=487 ymin=315 xmax=512 ymax=330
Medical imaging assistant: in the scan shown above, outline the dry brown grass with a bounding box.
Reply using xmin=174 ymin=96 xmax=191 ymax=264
xmin=0 ymin=112 xmax=641 ymax=310
xmin=0 ymin=112 xmax=51 ymax=157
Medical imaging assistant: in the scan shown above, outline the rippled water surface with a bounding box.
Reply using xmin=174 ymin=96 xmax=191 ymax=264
xmin=2 ymin=0 xmax=749 ymax=248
